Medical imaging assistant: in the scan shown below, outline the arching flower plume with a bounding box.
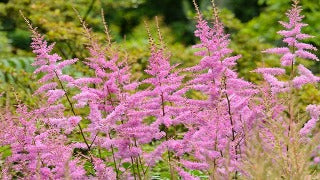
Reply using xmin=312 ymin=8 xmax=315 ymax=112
xmin=170 ymin=1 xmax=257 ymax=176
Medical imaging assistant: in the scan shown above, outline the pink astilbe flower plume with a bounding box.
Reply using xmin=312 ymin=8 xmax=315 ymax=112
xmin=0 ymin=104 xmax=86 ymax=179
xmin=255 ymin=0 xmax=319 ymax=93
xmin=172 ymin=0 xmax=257 ymax=176
xmin=113 ymin=18 xmax=188 ymax=174
xmin=19 ymin=11 xmax=90 ymax=150
xmin=251 ymin=1 xmax=320 ymax=177
xmin=263 ymin=0 xmax=318 ymax=66
xmin=71 ymin=9 xmax=142 ymax=178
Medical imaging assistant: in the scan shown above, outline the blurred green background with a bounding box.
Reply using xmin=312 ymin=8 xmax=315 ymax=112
xmin=1 ymin=0 xmax=320 ymax=107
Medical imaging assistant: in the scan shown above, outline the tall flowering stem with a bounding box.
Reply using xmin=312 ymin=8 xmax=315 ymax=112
xmin=252 ymin=0 xmax=320 ymax=177
xmin=19 ymin=11 xmax=91 ymax=152
xmin=122 ymin=19 xmax=188 ymax=178
xmin=72 ymin=8 xmax=137 ymax=178
xmin=169 ymin=1 xmax=257 ymax=178
xmin=256 ymin=0 xmax=319 ymax=139
xmin=262 ymin=1 xmax=319 ymax=144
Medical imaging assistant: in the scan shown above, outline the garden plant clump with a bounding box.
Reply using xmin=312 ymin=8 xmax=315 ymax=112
xmin=1 ymin=0 xmax=320 ymax=179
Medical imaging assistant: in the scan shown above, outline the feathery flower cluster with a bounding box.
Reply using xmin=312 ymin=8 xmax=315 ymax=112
xmin=0 ymin=105 xmax=85 ymax=179
xmin=300 ymin=105 xmax=320 ymax=136
xmin=263 ymin=1 xmax=318 ymax=66
xmin=126 ymin=25 xmax=188 ymax=171
xmin=255 ymin=0 xmax=319 ymax=132
xmin=26 ymin=19 xmax=81 ymax=134
xmin=255 ymin=1 xmax=319 ymax=94
xmin=252 ymin=1 xmax=320 ymax=176
xmin=167 ymin=2 xmax=258 ymax=176
xmin=69 ymin=15 xmax=144 ymax=178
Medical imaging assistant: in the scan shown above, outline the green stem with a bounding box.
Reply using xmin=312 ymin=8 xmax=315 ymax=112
xmin=160 ymin=92 xmax=175 ymax=179
xmin=135 ymin=157 xmax=142 ymax=180
xmin=134 ymin=139 xmax=146 ymax=175
xmin=287 ymin=45 xmax=296 ymax=157
xmin=108 ymin=132 xmax=119 ymax=179
xmin=131 ymin=157 xmax=137 ymax=180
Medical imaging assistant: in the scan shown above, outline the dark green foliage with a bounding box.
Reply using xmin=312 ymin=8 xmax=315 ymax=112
xmin=7 ymin=29 xmax=31 ymax=50
xmin=224 ymin=0 xmax=266 ymax=22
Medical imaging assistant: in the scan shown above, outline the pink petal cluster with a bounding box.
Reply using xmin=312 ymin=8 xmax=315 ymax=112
xmin=0 ymin=105 xmax=85 ymax=179
xmin=293 ymin=64 xmax=320 ymax=88
xmin=29 ymin=26 xmax=81 ymax=134
xmin=300 ymin=105 xmax=320 ymax=136
xmin=263 ymin=2 xmax=318 ymax=66
xmin=256 ymin=1 xmax=319 ymax=92
xmin=171 ymin=5 xmax=257 ymax=175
